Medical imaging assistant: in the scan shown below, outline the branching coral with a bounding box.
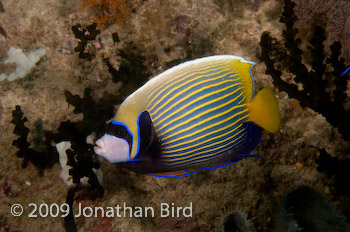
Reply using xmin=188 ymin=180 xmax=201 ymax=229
xmin=280 ymin=186 xmax=350 ymax=231
xmin=11 ymin=90 xmax=119 ymax=230
xmin=56 ymin=88 xmax=124 ymax=231
xmin=72 ymin=23 xmax=101 ymax=59
xmin=104 ymin=43 xmax=151 ymax=97
xmin=260 ymin=0 xmax=350 ymax=141
xmin=11 ymin=106 xmax=57 ymax=176
xmin=55 ymin=88 xmax=117 ymax=190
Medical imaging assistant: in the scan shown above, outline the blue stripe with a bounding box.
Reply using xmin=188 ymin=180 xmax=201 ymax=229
xmin=340 ymin=66 xmax=350 ymax=77
xmin=160 ymin=123 xmax=261 ymax=169
xmin=142 ymin=56 xmax=260 ymax=173
xmin=162 ymin=131 xmax=246 ymax=166
xmin=166 ymin=148 xmax=232 ymax=168
xmin=149 ymin=170 xmax=199 ymax=178
xmin=161 ymin=124 xmax=244 ymax=154
xmin=200 ymin=161 xmax=241 ymax=170
xmin=166 ymin=144 xmax=244 ymax=169
xmin=147 ymin=63 xmax=230 ymax=102
xmin=149 ymin=70 xmax=235 ymax=114
xmin=153 ymin=81 xmax=243 ymax=136
xmin=249 ymin=62 xmax=255 ymax=100
xmin=158 ymin=97 xmax=245 ymax=141
xmin=161 ymin=119 xmax=247 ymax=157
xmin=162 ymin=106 xmax=247 ymax=145
xmin=150 ymin=79 xmax=241 ymax=125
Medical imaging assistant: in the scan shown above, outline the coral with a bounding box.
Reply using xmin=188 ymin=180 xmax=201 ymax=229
xmin=72 ymin=23 xmax=101 ymax=59
xmin=54 ymin=88 xmax=114 ymax=191
xmin=63 ymin=88 xmax=117 ymax=133
xmin=279 ymin=186 xmax=350 ymax=232
xmin=56 ymin=141 xmax=103 ymax=186
xmin=11 ymin=106 xmax=30 ymax=167
xmin=58 ymin=38 xmax=162 ymax=229
xmin=10 ymin=88 xmax=117 ymax=232
xmin=0 ymin=47 xmax=46 ymax=81
xmin=104 ymin=43 xmax=151 ymax=97
xmin=10 ymin=106 xmax=57 ymax=175
xmin=260 ymin=0 xmax=350 ymax=141
xmin=80 ymin=0 xmax=130 ymax=26
xmin=111 ymin=32 xmax=120 ymax=43
xmin=218 ymin=210 xmax=253 ymax=232
xmin=64 ymin=186 xmax=81 ymax=232
xmin=259 ymin=1 xmax=350 ymax=219
xmin=55 ymin=88 xmax=120 ymax=231
xmin=316 ymin=149 xmax=350 ymax=196
xmin=31 ymin=119 xmax=49 ymax=153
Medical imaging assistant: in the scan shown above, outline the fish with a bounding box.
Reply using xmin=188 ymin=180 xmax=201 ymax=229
xmin=94 ymin=55 xmax=280 ymax=178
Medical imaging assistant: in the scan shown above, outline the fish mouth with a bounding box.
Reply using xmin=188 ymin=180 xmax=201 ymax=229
xmin=94 ymin=138 xmax=107 ymax=156
xmin=94 ymin=145 xmax=103 ymax=154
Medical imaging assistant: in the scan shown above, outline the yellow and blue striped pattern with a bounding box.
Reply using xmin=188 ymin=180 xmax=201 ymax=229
xmin=144 ymin=58 xmax=260 ymax=170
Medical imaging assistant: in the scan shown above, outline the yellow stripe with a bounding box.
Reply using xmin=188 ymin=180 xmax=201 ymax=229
xmin=153 ymin=78 xmax=240 ymax=124
xmin=147 ymin=61 xmax=230 ymax=103
xmin=239 ymin=97 xmax=246 ymax=105
xmin=147 ymin=63 xmax=227 ymax=104
xmin=150 ymin=65 xmax=235 ymax=109
xmin=162 ymin=103 xmax=247 ymax=143
xmin=162 ymin=114 xmax=247 ymax=155
xmin=161 ymin=114 xmax=245 ymax=153
xmin=148 ymin=68 xmax=235 ymax=114
xmin=163 ymin=127 xmax=247 ymax=165
xmin=161 ymin=108 xmax=248 ymax=148
xmin=151 ymin=73 xmax=238 ymax=122
xmin=158 ymin=87 xmax=244 ymax=138
xmin=155 ymin=84 xmax=242 ymax=133
xmin=163 ymin=125 xmax=246 ymax=155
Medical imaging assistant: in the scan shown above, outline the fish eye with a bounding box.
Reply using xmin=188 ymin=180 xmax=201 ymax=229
xmin=106 ymin=123 xmax=128 ymax=138
xmin=117 ymin=126 xmax=127 ymax=137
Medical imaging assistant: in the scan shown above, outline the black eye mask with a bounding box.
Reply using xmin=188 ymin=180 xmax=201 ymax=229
xmin=106 ymin=123 xmax=133 ymax=150
xmin=106 ymin=123 xmax=127 ymax=137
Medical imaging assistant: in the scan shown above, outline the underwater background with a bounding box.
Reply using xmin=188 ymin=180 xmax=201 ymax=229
xmin=1 ymin=0 xmax=350 ymax=231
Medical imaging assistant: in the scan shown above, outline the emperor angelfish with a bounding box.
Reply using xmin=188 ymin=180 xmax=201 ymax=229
xmin=94 ymin=55 xmax=280 ymax=178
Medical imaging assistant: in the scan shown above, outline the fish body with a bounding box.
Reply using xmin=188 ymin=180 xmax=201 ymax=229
xmin=94 ymin=55 xmax=280 ymax=177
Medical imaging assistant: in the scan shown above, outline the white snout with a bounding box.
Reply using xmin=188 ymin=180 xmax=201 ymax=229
xmin=94 ymin=134 xmax=130 ymax=163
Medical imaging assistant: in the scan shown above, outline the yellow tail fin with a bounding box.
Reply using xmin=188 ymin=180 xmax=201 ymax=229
xmin=247 ymin=88 xmax=280 ymax=133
